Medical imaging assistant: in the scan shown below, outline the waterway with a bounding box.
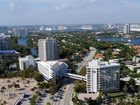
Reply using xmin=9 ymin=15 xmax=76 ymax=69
xmin=97 ymin=36 xmax=140 ymax=45
xmin=17 ymin=38 xmax=38 ymax=56
xmin=17 ymin=38 xmax=27 ymax=46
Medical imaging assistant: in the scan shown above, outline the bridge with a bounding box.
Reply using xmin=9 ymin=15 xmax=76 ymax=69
xmin=62 ymin=73 xmax=86 ymax=81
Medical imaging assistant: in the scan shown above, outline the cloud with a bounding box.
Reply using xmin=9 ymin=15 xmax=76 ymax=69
xmin=1 ymin=0 xmax=140 ymax=25
xmin=45 ymin=0 xmax=97 ymax=12
xmin=9 ymin=3 xmax=15 ymax=11
xmin=120 ymin=0 xmax=140 ymax=10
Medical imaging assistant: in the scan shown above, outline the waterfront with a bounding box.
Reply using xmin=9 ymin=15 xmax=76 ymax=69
xmin=17 ymin=38 xmax=27 ymax=46
xmin=97 ymin=36 xmax=140 ymax=45
xmin=17 ymin=38 xmax=38 ymax=56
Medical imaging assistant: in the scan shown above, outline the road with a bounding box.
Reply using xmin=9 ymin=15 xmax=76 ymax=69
xmin=76 ymin=48 xmax=96 ymax=72
xmin=53 ymin=48 xmax=96 ymax=105
xmin=52 ymin=78 xmax=74 ymax=105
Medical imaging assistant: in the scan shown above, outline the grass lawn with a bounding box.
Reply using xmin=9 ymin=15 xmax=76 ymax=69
xmin=108 ymin=92 xmax=125 ymax=98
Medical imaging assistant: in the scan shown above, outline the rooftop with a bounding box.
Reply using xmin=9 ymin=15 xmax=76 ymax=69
xmin=46 ymin=61 xmax=59 ymax=66
xmin=19 ymin=55 xmax=34 ymax=61
xmin=0 ymin=33 xmax=10 ymax=38
xmin=95 ymin=53 xmax=104 ymax=59
xmin=38 ymin=37 xmax=56 ymax=41
xmin=37 ymin=61 xmax=60 ymax=68
xmin=0 ymin=50 xmax=19 ymax=54
xmin=87 ymin=59 xmax=120 ymax=68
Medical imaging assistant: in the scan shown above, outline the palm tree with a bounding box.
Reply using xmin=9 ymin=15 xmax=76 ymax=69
xmin=12 ymin=82 xmax=17 ymax=95
xmin=123 ymin=84 xmax=128 ymax=94
xmin=1 ymin=86 xmax=6 ymax=95
xmin=21 ymin=77 xmax=26 ymax=88
xmin=26 ymin=80 xmax=30 ymax=88
xmin=7 ymin=80 xmax=11 ymax=83
xmin=8 ymin=84 xmax=12 ymax=97
xmin=10 ymin=84 xmax=14 ymax=95
xmin=0 ymin=87 xmax=4 ymax=101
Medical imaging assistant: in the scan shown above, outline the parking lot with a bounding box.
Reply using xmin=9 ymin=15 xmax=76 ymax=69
xmin=0 ymin=78 xmax=37 ymax=105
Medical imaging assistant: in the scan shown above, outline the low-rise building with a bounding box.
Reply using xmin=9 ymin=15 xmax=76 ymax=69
xmin=133 ymin=55 xmax=140 ymax=64
xmin=86 ymin=60 xmax=120 ymax=93
xmin=109 ymin=59 xmax=120 ymax=63
xmin=121 ymin=77 xmax=140 ymax=86
xmin=132 ymin=45 xmax=140 ymax=55
xmin=37 ymin=61 xmax=68 ymax=81
xmin=18 ymin=55 xmax=36 ymax=70
xmin=0 ymin=50 xmax=19 ymax=60
xmin=126 ymin=63 xmax=140 ymax=71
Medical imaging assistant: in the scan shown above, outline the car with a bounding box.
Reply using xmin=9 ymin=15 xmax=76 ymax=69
xmin=28 ymin=98 xmax=32 ymax=100
xmin=36 ymin=99 xmax=42 ymax=103
xmin=60 ymin=96 xmax=63 ymax=99
xmin=55 ymin=95 xmax=60 ymax=98
xmin=50 ymin=96 xmax=54 ymax=100
xmin=41 ymin=93 xmax=46 ymax=97
xmin=53 ymin=98 xmax=58 ymax=101
xmin=23 ymin=94 xmax=31 ymax=98
xmin=21 ymin=98 xmax=27 ymax=101
xmin=17 ymin=101 xmax=22 ymax=105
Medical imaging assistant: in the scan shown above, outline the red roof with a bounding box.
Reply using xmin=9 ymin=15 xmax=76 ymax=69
xmin=95 ymin=53 xmax=104 ymax=59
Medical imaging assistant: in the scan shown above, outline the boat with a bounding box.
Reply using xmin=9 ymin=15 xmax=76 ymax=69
xmin=128 ymin=39 xmax=131 ymax=42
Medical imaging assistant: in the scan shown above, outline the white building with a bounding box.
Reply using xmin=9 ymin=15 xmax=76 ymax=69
xmin=130 ymin=24 xmax=140 ymax=32
xmin=133 ymin=55 xmax=140 ymax=64
xmin=81 ymin=25 xmax=93 ymax=30
xmin=123 ymin=24 xmax=130 ymax=34
xmin=19 ymin=55 xmax=36 ymax=70
xmin=38 ymin=37 xmax=59 ymax=61
xmin=37 ymin=61 xmax=68 ymax=81
xmin=86 ymin=60 xmax=120 ymax=93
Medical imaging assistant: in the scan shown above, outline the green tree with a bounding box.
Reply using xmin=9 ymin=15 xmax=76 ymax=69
xmin=74 ymin=80 xmax=86 ymax=93
xmin=48 ymin=80 xmax=57 ymax=95
xmin=78 ymin=66 xmax=86 ymax=76
xmin=37 ymin=82 xmax=49 ymax=89
xmin=46 ymin=102 xmax=51 ymax=105
xmin=33 ymin=72 xmax=44 ymax=82
xmin=30 ymin=95 xmax=37 ymax=105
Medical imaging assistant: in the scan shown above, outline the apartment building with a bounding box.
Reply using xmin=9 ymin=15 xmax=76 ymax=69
xmin=86 ymin=60 xmax=120 ymax=93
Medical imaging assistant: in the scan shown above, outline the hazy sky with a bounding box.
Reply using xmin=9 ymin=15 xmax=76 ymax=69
xmin=0 ymin=0 xmax=140 ymax=25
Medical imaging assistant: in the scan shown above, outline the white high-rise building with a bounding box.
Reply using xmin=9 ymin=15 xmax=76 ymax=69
xmin=37 ymin=61 xmax=68 ymax=81
xmin=123 ymin=24 xmax=130 ymax=34
xmin=86 ymin=60 xmax=120 ymax=93
xmin=18 ymin=55 xmax=36 ymax=70
xmin=130 ymin=24 xmax=140 ymax=32
xmin=38 ymin=37 xmax=59 ymax=61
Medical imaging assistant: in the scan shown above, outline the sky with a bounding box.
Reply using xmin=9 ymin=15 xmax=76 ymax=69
xmin=0 ymin=0 xmax=140 ymax=25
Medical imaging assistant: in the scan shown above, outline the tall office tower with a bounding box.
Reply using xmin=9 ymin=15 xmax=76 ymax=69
xmin=86 ymin=60 xmax=120 ymax=93
xmin=38 ymin=37 xmax=59 ymax=61
xmin=123 ymin=24 xmax=130 ymax=34
xmin=0 ymin=33 xmax=10 ymax=50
